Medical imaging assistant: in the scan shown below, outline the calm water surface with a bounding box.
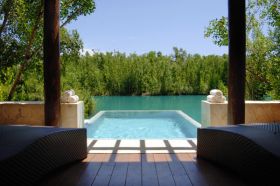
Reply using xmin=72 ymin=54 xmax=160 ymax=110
xmin=87 ymin=111 xmax=198 ymax=139
xmin=93 ymin=96 xmax=206 ymax=123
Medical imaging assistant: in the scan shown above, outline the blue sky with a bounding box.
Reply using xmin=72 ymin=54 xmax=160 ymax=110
xmin=67 ymin=0 xmax=228 ymax=55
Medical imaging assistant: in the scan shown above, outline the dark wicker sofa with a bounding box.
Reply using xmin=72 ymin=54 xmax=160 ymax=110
xmin=0 ymin=125 xmax=87 ymax=186
xmin=197 ymin=123 xmax=280 ymax=185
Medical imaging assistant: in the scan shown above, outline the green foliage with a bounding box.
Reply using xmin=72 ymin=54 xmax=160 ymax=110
xmin=0 ymin=0 xmax=96 ymax=116
xmin=264 ymin=0 xmax=280 ymax=99
xmin=0 ymin=0 xmax=96 ymax=100
xmin=60 ymin=0 xmax=96 ymax=27
xmin=2 ymin=45 xmax=225 ymax=117
xmin=0 ymin=1 xmax=229 ymax=118
xmin=58 ymin=48 xmax=228 ymax=116
xmin=0 ymin=67 xmax=16 ymax=100
xmin=204 ymin=16 xmax=228 ymax=46
xmin=62 ymin=49 xmax=228 ymax=99
xmin=204 ymin=0 xmax=280 ymax=100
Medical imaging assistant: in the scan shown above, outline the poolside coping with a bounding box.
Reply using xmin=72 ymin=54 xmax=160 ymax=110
xmin=87 ymin=139 xmax=197 ymax=154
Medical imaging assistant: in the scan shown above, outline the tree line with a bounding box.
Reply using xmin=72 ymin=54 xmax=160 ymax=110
xmin=65 ymin=49 xmax=228 ymax=96
xmin=0 ymin=47 xmax=228 ymax=117
xmin=61 ymin=48 xmax=228 ymax=116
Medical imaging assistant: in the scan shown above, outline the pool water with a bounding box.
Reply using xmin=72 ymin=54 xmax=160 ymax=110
xmin=86 ymin=111 xmax=201 ymax=139
xmin=93 ymin=96 xmax=206 ymax=123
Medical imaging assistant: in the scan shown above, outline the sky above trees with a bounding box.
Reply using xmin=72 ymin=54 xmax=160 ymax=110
xmin=66 ymin=0 xmax=228 ymax=55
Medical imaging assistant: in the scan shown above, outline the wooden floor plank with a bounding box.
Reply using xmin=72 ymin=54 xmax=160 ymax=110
xmin=38 ymin=155 xmax=100 ymax=186
xmin=141 ymin=154 xmax=159 ymax=186
xmin=126 ymin=162 xmax=142 ymax=186
xmin=127 ymin=153 xmax=141 ymax=162
xmin=114 ymin=153 xmax=128 ymax=162
xmin=109 ymin=162 xmax=128 ymax=186
xmin=38 ymin=161 xmax=88 ymax=186
xmin=177 ymin=153 xmax=209 ymax=186
xmin=60 ymin=155 xmax=102 ymax=186
xmin=180 ymin=154 xmax=247 ymax=186
xmin=192 ymin=155 xmax=246 ymax=186
xmin=76 ymin=162 xmax=102 ymax=186
xmin=37 ymin=166 xmax=68 ymax=186
xmin=92 ymin=162 xmax=115 ymax=186
xmin=83 ymin=154 xmax=95 ymax=162
xmin=168 ymin=154 xmax=192 ymax=186
xmin=60 ymin=163 xmax=94 ymax=186
xmin=91 ymin=153 xmax=113 ymax=162
xmin=154 ymin=154 xmax=175 ymax=186
xmin=38 ymin=153 xmax=246 ymax=186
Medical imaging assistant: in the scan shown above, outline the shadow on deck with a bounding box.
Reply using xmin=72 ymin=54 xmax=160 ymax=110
xmin=38 ymin=153 xmax=247 ymax=186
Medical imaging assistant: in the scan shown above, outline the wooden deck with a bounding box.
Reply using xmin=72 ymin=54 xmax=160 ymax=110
xmin=38 ymin=153 xmax=247 ymax=186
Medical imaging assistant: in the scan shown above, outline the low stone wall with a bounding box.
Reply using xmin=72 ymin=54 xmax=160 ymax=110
xmin=0 ymin=101 xmax=84 ymax=128
xmin=201 ymin=100 xmax=280 ymax=126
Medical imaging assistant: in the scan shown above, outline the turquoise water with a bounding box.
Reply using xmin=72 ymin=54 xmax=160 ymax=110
xmin=86 ymin=111 xmax=199 ymax=139
xmin=93 ymin=95 xmax=206 ymax=123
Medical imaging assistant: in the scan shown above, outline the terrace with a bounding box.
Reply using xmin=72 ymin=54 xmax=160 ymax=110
xmin=1 ymin=1 xmax=279 ymax=186
xmin=39 ymin=153 xmax=246 ymax=186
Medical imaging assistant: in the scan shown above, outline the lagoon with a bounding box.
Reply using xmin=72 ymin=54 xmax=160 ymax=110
xmin=93 ymin=95 xmax=206 ymax=123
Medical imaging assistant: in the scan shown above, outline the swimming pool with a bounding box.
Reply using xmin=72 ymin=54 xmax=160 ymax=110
xmin=93 ymin=96 xmax=206 ymax=123
xmin=86 ymin=110 xmax=201 ymax=139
